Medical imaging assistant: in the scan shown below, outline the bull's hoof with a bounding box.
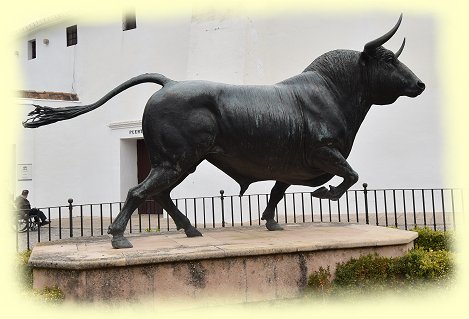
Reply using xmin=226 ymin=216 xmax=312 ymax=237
xmin=311 ymin=185 xmax=341 ymax=201
xmin=185 ymin=226 xmax=203 ymax=237
xmin=265 ymin=219 xmax=283 ymax=231
xmin=311 ymin=186 xmax=329 ymax=198
xmin=111 ymin=235 xmax=133 ymax=249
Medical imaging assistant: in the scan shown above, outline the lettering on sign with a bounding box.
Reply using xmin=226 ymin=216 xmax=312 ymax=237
xmin=129 ymin=129 xmax=143 ymax=135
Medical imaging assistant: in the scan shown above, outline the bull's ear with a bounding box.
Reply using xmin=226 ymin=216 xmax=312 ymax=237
xmin=359 ymin=52 xmax=369 ymax=66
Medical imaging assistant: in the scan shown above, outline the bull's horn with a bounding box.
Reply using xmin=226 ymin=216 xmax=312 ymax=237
xmin=364 ymin=13 xmax=403 ymax=52
xmin=395 ymin=37 xmax=406 ymax=58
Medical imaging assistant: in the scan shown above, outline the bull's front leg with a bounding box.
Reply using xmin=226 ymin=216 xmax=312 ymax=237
xmin=310 ymin=146 xmax=358 ymax=201
xmin=261 ymin=181 xmax=290 ymax=231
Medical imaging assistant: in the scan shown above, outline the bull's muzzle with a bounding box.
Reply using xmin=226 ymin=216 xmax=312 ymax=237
xmin=417 ymin=80 xmax=426 ymax=91
xmin=406 ymin=79 xmax=425 ymax=97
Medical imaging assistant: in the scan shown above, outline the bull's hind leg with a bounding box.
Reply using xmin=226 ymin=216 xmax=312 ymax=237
xmin=261 ymin=175 xmax=335 ymax=231
xmin=261 ymin=181 xmax=290 ymax=231
xmin=108 ymin=166 xmax=193 ymax=249
xmin=154 ymin=191 xmax=201 ymax=237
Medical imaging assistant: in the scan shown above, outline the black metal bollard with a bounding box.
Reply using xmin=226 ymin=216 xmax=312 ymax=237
xmin=220 ymin=190 xmax=225 ymax=227
xmin=68 ymin=198 xmax=73 ymax=238
xmin=363 ymin=183 xmax=369 ymax=224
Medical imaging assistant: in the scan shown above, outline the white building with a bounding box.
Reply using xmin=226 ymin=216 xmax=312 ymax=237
xmin=14 ymin=10 xmax=442 ymax=215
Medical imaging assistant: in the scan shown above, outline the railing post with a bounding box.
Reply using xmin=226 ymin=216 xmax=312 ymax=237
xmin=220 ymin=190 xmax=225 ymax=227
xmin=363 ymin=183 xmax=369 ymax=224
xmin=68 ymin=198 xmax=73 ymax=238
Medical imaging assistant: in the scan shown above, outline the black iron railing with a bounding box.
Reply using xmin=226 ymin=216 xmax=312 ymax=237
xmin=15 ymin=184 xmax=464 ymax=251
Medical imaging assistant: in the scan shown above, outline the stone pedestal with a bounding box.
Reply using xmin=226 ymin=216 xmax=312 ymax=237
xmin=29 ymin=223 xmax=417 ymax=303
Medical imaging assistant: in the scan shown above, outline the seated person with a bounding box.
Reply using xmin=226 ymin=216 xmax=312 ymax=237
xmin=15 ymin=190 xmax=50 ymax=226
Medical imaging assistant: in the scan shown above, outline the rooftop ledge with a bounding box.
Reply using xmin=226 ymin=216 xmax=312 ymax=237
xmin=19 ymin=90 xmax=79 ymax=101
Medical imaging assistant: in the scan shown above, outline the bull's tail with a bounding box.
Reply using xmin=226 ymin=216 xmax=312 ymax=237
xmin=22 ymin=73 xmax=175 ymax=128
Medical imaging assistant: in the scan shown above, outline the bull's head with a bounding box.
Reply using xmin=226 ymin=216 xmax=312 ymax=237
xmin=360 ymin=14 xmax=425 ymax=105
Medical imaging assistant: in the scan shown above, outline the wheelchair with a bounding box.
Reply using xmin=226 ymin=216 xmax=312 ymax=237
xmin=16 ymin=211 xmax=39 ymax=233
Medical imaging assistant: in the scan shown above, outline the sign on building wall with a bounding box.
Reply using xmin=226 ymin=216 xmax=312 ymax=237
xmin=17 ymin=163 xmax=32 ymax=181
xmin=128 ymin=129 xmax=143 ymax=136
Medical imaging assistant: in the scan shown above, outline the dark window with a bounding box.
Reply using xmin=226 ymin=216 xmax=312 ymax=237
xmin=66 ymin=25 xmax=77 ymax=46
xmin=123 ymin=12 xmax=136 ymax=31
xmin=28 ymin=39 xmax=36 ymax=60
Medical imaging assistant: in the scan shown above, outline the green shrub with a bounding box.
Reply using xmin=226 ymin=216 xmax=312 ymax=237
xmin=411 ymin=227 xmax=454 ymax=252
xmin=395 ymin=248 xmax=454 ymax=282
xmin=307 ymin=246 xmax=455 ymax=297
xmin=306 ymin=266 xmax=333 ymax=295
xmin=333 ymin=254 xmax=399 ymax=289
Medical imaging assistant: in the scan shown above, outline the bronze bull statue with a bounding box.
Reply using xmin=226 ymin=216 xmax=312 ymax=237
xmin=23 ymin=14 xmax=425 ymax=248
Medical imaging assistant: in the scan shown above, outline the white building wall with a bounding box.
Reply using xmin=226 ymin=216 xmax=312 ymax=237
xmin=15 ymin=11 xmax=442 ymax=212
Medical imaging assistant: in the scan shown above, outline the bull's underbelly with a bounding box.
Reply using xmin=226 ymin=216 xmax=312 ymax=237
xmin=206 ymin=152 xmax=324 ymax=186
